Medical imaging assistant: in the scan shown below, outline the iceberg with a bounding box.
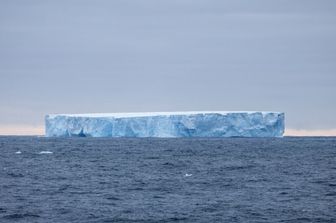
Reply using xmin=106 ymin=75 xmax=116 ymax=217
xmin=45 ymin=111 xmax=284 ymax=137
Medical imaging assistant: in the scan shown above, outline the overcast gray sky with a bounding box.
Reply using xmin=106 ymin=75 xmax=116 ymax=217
xmin=0 ymin=0 xmax=335 ymax=135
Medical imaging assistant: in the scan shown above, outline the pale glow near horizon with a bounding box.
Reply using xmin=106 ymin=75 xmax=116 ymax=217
xmin=0 ymin=125 xmax=45 ymax=136
xmin=284 ymin=129 xmax=336 ymax=137
xmin=0 ymin=125 xmax=336 ymax=136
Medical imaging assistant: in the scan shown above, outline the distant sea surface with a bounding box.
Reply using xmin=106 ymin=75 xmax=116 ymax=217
xmin=0 ymin=136 xmax=335 ymax=222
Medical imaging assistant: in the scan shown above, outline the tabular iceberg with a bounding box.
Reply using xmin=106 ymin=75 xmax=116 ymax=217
xmin=45 ymin=111 xmax=284 ymax=137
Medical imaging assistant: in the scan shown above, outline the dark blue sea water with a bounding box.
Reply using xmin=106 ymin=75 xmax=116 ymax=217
xmin=0 ymin=137 xmax=335 ymax=222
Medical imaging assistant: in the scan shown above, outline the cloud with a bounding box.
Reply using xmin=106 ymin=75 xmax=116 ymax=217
xmin=1 ymin=1 xmax=336 ymax=130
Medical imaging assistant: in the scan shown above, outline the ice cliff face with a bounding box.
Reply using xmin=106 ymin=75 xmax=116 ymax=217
xmin=45 ymin=111 xmax=284 ymax=137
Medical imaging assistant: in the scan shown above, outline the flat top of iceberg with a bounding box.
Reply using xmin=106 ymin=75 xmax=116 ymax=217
xmin=47 ymin=111 xmax=283 ymax=119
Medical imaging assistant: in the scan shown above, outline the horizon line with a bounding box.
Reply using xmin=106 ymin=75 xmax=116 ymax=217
xmin=0 ymin=125 xmax=335 ymax=137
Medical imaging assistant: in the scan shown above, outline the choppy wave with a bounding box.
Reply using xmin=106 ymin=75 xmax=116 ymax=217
xmin=1 ymin=136 xmax=335 ymax=222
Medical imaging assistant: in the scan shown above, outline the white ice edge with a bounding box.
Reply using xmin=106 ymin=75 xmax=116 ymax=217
xmin=47 ymin=111 xmax=283 ymax=119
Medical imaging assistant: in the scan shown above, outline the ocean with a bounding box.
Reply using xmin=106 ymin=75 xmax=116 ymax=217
xmin=0 ymin=136 xmax=335 ymax=222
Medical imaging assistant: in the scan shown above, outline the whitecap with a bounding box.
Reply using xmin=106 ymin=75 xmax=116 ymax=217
xmin=184 ymin=173 xmax=192 ymax=177
xmin=39 ymin=151 xmax=53 ymax=154
xmin=15 ymin=151 xmax=22 ymax=154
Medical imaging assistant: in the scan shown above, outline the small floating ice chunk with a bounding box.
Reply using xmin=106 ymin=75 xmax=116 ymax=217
xmin=39 ymin=151 xmax=53 ymax=154
xmin=15 ymin=151 xmax=21 ymax=154
xmin=184 ymin=173 xmax=192 ymax=177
